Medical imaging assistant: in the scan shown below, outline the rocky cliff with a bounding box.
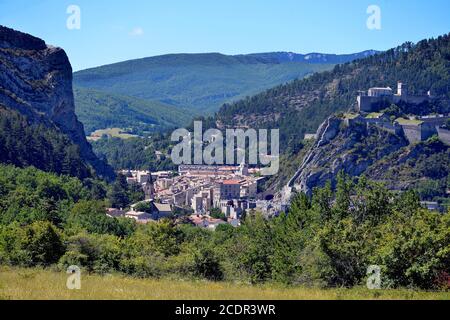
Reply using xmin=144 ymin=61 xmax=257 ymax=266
xmin=281 ymin=115 xmax=449 ymax=206
xmin=288 ymin=117 xmax=409 ymax=195
xmin=0 ymin=25 xmax=113 ymax=179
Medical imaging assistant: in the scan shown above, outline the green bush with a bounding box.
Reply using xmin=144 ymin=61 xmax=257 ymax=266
xmin=22 ymin=221 xmax=65 ymax=267
xmin=59 ymin=232 xmax=122 ymax=274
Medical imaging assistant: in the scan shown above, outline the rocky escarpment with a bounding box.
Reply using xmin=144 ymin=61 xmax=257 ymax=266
xmin=288 ymin=116 xmax=408 ymax=195
xmin=0 ymin=25 xmax=113 ymax=179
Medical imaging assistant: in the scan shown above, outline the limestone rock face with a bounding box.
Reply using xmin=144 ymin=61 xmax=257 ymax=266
xmin=289 ymin=116 xmax=407 ymax=195
xmin=0 ymin=25 xmax=113 ymax=179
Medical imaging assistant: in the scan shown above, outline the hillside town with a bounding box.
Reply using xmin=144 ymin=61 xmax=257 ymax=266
xmin=107 ymin=163 xmax=273 ymax=229
xmin=107 ymin=81 xmax=450 ymax=226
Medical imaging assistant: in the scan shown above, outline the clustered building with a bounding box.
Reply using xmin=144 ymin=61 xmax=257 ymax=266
xmin=117 ymin=162 xmax=266 ymax=228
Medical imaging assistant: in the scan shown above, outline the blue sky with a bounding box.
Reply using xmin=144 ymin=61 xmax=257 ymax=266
xmin=1 ymin=0 xmax=449 ymax=71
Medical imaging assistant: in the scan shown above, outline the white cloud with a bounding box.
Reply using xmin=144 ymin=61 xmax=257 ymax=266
xmin=130 ymin=27 xmax=144 ymax=37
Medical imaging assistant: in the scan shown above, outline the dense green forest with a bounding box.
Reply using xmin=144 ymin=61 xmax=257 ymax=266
xmin=73 ymin=53 xmax=334 ymax=114
xmin=74 ymin=87 xmax=192 ymax=135
xmin=91 ymin=134 xmax=176 ymax=171
xmin=0 ymin=106 xmax=92 ymax=179
xmin=217 ymin=34 xmax=450 ymax=152
xmin=0 ymin=165 xmax=141 ymax=231
xmin=0 ymin=164 xmax=448 ymax=290
xmin=88 ymin=115 xmax=224 ymax=171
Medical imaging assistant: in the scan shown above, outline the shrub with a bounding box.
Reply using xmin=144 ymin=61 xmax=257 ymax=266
xmin=22 ymin=221 xmax=65 ymax=267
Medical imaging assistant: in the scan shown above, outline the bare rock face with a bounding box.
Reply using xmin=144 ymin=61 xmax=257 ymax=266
xmin=0 ymin=25 xmax=113 ymax=179
xmin=289 ymin=116 xmax=407 ymax=195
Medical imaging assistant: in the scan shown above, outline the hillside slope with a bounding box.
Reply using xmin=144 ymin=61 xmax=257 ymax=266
xmin=0 ymin=25 xmax=113 ymax=179
xmin=73 ymin=52 xmax=342 ymax=114
xmin=282 ymin=116 xmax=449 ymax=209
xmin=217 ymin=34 xmax=450 ymax=151
xmin=74 ymin=87 xmax=192 ymax=134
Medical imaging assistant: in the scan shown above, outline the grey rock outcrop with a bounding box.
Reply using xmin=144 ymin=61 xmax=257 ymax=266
xmin=287 ymin=116 xmax=407 ymax=195
xmin=0 ymin=25 xmax=113 ymax=179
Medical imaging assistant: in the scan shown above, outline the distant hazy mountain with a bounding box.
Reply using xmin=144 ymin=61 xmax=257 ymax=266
xmin=244 ymin=50 xmax=379 ymax=64
xmin=74 ymin=51 xmax=374 ymax=117
xmin=73 ymin=53 xmax=336 ymax=113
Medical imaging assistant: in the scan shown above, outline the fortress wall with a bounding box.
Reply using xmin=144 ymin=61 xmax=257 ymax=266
xmin=345 ymin=117 xmax=364 ymax=127
xmin=376 ymin=122 xmax=403 ymax=135
xmin=421 ymin=123 xmax=438 ymax=141
xmin=420 ymin=116 xmax=450 ymax=126
xmin=357 ymin=96 xmax=371 ymax=112
xmin=437 ymin=127 xmax=450 ymax=145
xmin=402 ymin=125 xmax=423 ymax=144
xmin=366 ymin=121 xmax=402 ymax=135
xmin=364 ymin=118 xmax=381 ymax=124
xmin=393 ymin=95 xmax=430 ymax=105
xmin=358 ymin=96 xmax=392 ymax=112
xmin=407 ymin=96 xmax=430 ymax=105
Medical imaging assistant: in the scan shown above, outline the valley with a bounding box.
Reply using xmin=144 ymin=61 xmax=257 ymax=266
xmin=72 ymin=51 xmax=377 ymax=133
xmin=0 ymin=24 xmax=449 ymax=297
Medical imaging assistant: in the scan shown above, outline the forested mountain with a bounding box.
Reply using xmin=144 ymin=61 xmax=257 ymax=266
xmin=74 ymin=87 xmax=192 ymax=134
xmin=0 ymin=24 xmax=448 ymax=292
xmin=91 ymin=135 xmax=176 ymax=171
xmin=0 ymin=106 xmax=92 ymax=178
xmin=73 ymin=52 xmax=335 ymax=117
xmin=217 ymin=34 xmax=450 ymax=151
xmin=0 ymin=26 xmax=114 ymax=179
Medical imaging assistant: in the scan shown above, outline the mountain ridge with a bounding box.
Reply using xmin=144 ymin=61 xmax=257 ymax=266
xmin=72 ymin=50 xmax=379 ymax=128
xmin=242 ymin=50 xmax=379 ymax=64
xmin=215 ymin=33 xmax=450 ymax=205
xmin=74 ymin=50 xmax=380 ymax=72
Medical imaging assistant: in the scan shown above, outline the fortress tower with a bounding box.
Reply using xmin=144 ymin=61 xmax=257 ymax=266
xmin=397 ymin=82 xmax=408 ymax=97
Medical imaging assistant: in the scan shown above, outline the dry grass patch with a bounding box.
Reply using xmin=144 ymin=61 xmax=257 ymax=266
xmin=0 ymin=267 xmax=448 ymax=300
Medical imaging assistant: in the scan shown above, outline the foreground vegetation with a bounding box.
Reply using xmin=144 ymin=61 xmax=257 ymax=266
xmin=0 ymin=164 xmax=449 ymax=293
xmin=0 ymin=267 xmax=448 ymax=300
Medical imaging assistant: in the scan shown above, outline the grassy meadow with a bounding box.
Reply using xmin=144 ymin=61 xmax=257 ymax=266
xmin=0 ymin=267 xmax=448 ymax=300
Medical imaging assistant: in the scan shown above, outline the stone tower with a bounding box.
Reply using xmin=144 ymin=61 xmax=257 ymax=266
xmin=238 ymin=161 xmax=249 ymax=176
xmin=143 ymin=171 xmax=155 ymax=200
xmin=397 ymin=82 xmax=408 ymax=97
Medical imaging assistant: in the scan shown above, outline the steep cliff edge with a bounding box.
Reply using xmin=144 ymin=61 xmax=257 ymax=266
xmin=288 ymin=117 xmax=408 ymax=194
xmin=0 ymin=26 xmax=113 ymax=179
xmin=285 ymin=116 xmax=449 ymax=204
